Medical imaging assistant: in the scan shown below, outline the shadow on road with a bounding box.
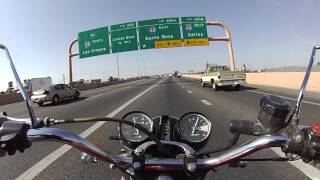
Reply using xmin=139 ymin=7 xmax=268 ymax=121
xmin=39 ymin=97 xmax=88 ymax=107
xmin=218 ymin=86 xmax=258 ymax=92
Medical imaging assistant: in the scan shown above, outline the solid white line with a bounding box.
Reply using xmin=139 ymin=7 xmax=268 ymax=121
xmin=247 ymin=90 xmax=320 ymax=106
xmin=255 ymin=117 xmax=320 ymax=179
xmin=201 ymin=100 xmax=212 ymax=106
xmin=16 ymin=78 xmax=167 ymax=180
xmin=187 ymin=90 xmax=192 ymax=94
xmin=271 ymin=147 xmax=320 ymax=180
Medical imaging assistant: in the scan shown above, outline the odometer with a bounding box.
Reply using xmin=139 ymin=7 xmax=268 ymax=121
xmin=120 ymin=112 xmax=153 ymax=142
xmin=178 ymin=113 xmax=211 ymax=143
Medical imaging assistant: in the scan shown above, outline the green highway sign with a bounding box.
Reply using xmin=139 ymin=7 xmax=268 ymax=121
xmin=111 ymin=22 xmax=138 ymax=53
xmin=138 ymin=17 xmax=182 ymax=49
xmin=78 ymin=27 xmax=110 ymax=58
xmin=77 ymin=16 xmax=209 ymax=58
xmin=182 ymin=16 xmax=209 ymax=46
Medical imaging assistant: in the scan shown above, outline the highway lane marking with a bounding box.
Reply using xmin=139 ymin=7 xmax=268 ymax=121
xmin=180 ymin=82 xmax=320 ymax=178
xmin=247 ymin=90 xmax=320 ymax=106
xmin=16 ymin=77 xmax=168 ymax=180
xmin=271 ymin=147 xmax=320 ymax=180
xmin=187 ymin=90 xmax=193 ymax=94
xmin=201 ymin=100 xmax=212 ymax=106
xmin=255 ymin=117 xmax=320 ymax=179
xmin=83 ymin=79 xmax=154 ymax=101
xmin=86 ymin=94 xmax=103 ymax=100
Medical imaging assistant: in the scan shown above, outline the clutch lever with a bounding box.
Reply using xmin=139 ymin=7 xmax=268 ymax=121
xmin=1 ymin=112 xmax=52 ymax=128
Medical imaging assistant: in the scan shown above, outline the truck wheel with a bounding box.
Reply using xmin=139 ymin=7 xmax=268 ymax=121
xmin=37 ymin=102 xmax=43 ymax=106
xmin=74 ymin=92 xmax=80 ymax=99
xmin=201 ymin=80 xmax=206 ymax=87
xmin=234 ymin=84 xmax=241 ymax=91
xmin=212 ymin=83 xmax=219 ymax=91
xmin=52 ymin=95 xmax=59 ymax=104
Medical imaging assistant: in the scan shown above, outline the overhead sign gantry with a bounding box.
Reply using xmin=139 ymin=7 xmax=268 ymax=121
xmin=68 ymin=16 xmax=235 ymax=84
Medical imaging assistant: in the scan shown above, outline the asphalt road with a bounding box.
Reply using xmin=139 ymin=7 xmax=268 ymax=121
xmin=0 ymin=76 xmax=319 ymax=180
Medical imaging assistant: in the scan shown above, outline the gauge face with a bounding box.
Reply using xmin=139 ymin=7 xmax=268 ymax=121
xmin=120 ymin=112 xmax=153 ymax=142
xmin=178 ymin=113 xmax=211 ymax=143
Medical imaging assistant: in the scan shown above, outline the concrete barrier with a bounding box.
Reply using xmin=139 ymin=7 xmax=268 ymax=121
xmin=0 ymin=78 xmax=141 ymax=106
xmin=0 ymin=93 xmax=28 ymax=106
xmin=73 ymin=78 xmax=140 ymax=91
xmin=246 ymin=72 xmax=320 ymax=92
xmin=183 ymin=72 xmax=320 ymax=93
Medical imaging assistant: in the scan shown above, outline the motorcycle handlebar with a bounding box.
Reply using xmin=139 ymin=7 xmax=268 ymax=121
xmin=26 ymin=127 xmax=289 ymax=171
xmin=3 ymin=116 xmax=317 ymax=171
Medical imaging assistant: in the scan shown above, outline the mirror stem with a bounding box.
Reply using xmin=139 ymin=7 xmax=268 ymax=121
xmin=0 ymin=44 xmax=37 ymax=127
xmin=293 ymin=46 xmax=320 ymax=121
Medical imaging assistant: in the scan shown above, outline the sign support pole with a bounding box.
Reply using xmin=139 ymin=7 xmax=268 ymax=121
xmin=207 ymin=22 xmax=236 ymax=71
xmin=117 ymin=54 xmax=120 ymax=79
xmin=68 ymin=39 xmax=79 ymax=85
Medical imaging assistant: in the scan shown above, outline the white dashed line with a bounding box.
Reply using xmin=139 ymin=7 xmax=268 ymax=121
xmin=16 ymin=78 xmax=168 ymax=180
xmin=201 ymin=100 xmax=212 ymax=106
xmin=247 ymin=90 xmax=320 ymax=106
xmin=86 ymin=94 xmax=103 ymax=100
xmin=187 ymin=90 xmax=192 ymax=94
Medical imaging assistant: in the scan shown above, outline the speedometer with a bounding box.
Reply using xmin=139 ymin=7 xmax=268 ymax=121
xmin=178 ymin=113 xmax=211 ymax=143
xmin=120 ymin=112 xmax=153 ymax=142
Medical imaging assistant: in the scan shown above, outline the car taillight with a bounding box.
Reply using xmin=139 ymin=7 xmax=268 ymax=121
xmin=43 ymin=90 xmax=49 ymax=95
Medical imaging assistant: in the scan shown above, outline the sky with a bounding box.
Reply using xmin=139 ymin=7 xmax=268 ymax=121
xmin=1 ymin=0 xmax=320 ymax=91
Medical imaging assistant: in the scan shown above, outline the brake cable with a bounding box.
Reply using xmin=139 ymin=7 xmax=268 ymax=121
xmin=52 ymin=117 xmax=169 ymax=154
xmin=238 ymin=157 xmax=290 ymax=162
xmin=236 ymin=154 xmax=301 ymax=162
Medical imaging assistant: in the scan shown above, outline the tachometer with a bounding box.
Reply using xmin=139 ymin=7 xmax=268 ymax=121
xmin=178 ymin=113 xmax=211 ymax=143
xmin=120 ymin=112 xmax=153 ymax=142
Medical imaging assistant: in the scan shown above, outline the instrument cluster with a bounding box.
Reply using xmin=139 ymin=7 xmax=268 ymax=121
xmin=119 ymin=111 xmax=212 ymax=150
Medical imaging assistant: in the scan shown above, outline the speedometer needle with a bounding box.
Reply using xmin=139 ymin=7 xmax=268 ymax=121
xmin=191 ymin=117 xmax=199 ymax=136
xmin=133 ymin=117 xmax=139 ymax=135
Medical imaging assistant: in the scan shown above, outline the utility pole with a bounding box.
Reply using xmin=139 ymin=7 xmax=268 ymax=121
xmin=143 ymin=60 xmax=147 ymax=76
xmin=62 ymin=74 xmax=65 ymax=84
xmin=137 ymin=54 xmax=140 ymax=77
xmin=117 ymin=54 xmax=120 ymax=79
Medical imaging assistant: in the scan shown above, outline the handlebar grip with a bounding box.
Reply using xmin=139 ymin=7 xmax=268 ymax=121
xmin=230 ymin=120 xmax=264 ymax=136
xmin=0 ymin=120 xmax=27 ymax=142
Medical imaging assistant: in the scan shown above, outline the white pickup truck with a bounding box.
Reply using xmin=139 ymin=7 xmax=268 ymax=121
xmin=200 ymin=65 xmax=246 ymax=91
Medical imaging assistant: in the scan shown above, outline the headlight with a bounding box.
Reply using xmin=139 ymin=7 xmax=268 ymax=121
xmin=120 ymin=112 xmax=153 ymax=142
xmin=178 ymin=113 xmax=211 ymax=143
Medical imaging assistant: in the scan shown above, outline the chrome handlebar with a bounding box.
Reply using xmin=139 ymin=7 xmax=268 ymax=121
xmin=27 ymin=128 xmax=132 ymax=169
xmin=27 ymin=128 xmax=289 ymax=171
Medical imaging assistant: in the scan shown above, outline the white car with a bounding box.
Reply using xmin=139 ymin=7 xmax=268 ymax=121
xmin=31 ymin=84 xmax=80 ymax=106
